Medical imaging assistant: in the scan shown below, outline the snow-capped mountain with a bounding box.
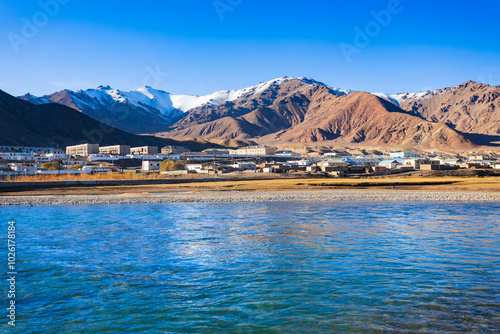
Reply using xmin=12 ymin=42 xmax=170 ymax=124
xmin=20 ymin=77 xmax=352 ymax=134
xmin=171 ymin=77 xmax=352 ymax=110
xmin=21 ymin=85 xmax=182 ymax=134
xmin=15 ymin=78 xmax=499 ymax=147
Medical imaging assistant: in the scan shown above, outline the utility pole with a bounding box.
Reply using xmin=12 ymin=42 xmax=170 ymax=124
xmin=56 ymin=144 xmax=60 ymax=177
xmin=214 ymin=150 xmax=217 ymax=174
xmin=121 ymin=153 xmax=124 ymax=174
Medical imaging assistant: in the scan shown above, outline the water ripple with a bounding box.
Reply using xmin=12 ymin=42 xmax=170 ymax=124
xmin=1 ymin=201 xmax=499 ymax=333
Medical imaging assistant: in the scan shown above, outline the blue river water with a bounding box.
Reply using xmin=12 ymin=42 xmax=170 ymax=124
xmin=1 ymin=201 xmax=499 ymax=333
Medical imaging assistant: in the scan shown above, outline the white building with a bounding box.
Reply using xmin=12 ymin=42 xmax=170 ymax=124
xmin=390 ymin=151 xmax=419 ymax=159
xmin=229 ymin=162 xmax=257 ymax=170
xmin=379 ymin=159 xmax=402 ymax=169
xmin=443 ymin=158 xmax=464 ymax=165
xmin=46 ymin=153 xmax=71 ymax=160
xmin=468 ymin=155 xmax=484 ymax=162
xmin=229 ymin=145 xmax=277 ymax=156
xmin=287 ymin=159 xmax=312 ymax=166
xmin=99 ymin=145 xmax=131 ymax=155
xmin=185 ymin=164 xmax=203 ymax=172
xmin=66 ymin=143 xmax=99 ymax=156
xmin=142 ymin=160 xmax=162 ymax=171
xmin=9 ymin=162 xmax=39 ymax=172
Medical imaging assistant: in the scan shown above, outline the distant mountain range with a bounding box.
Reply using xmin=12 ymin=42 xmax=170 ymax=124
xmin=20 ymin=78 xmax=350 ymax=134
xmin=16 ymin=77 xmax=500 ymax=149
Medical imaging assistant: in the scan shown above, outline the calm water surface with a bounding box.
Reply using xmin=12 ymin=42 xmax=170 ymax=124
xmin=1 ymin=201 xmax=499 ymax=333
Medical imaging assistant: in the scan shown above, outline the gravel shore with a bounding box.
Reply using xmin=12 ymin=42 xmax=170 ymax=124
xmin=1 ymin=190 xmax=500 ymax=206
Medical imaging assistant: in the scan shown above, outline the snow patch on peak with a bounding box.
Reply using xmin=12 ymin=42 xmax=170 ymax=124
xmin=372 ymin=93 xmax=401 ymax=106
xmin=96 ymin=85 xmax=113 ymax=91
xmin=391 ymin=91 xmax=433 ymax=104
xmin=374 ymin=90 xmax=438 ymax=106
xmin=106 ymin=89 xmax=126 ymax=103
xmin=135 ymin=86 xmax=156 ymax=99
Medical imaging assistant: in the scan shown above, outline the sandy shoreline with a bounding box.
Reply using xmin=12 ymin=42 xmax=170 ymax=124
xmin=1 ymin=190 xmax=500 ymax=206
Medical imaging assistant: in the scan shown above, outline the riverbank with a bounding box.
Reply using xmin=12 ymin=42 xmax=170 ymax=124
xmin=2 ymin=189 xmax=500 ymax=206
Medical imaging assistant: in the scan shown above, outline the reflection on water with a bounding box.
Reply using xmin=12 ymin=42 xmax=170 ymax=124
xmin=2 ymin=201 xmax=500 ymax=333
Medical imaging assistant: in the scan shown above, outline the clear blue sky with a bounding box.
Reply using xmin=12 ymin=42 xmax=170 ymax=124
xmin=1 ymin=0 xmax=499 ymax=96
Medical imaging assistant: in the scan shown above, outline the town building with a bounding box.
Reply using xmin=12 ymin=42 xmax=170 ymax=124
xmin=142 ymin=160 xmax=162 ymax=171
xmin=99 ymin=145 xmax=131 ymax=155
xmin=130 ymin=146 xmax=159 ymax=155
xmin=229 ymin=145 xmax=277 ymax=156
xmin=258 ymin=162 xmax=290 ymax=173
xmin=203 ymin=148 xmax=231 ymax=155
xmin=379 ymin=159 xmax=402 ymax=169
xmin=63 ymin=159 xmax=88 ymax=166
xmin=185 ymin=164 xmax=203 ymax=172
xmin=66 ymin=143 xmax=99 ymax=156
xmin=45 ymin=153 xmax=71 ymax=160
xmin=443 ymin=158 xmax=464 ymax=165
xmin=0 ymin=152 xmax=35 ymax=161
xmin=229 ymin=162 xmax=257 ymax=170
xmin=468 ymin=155 xmax=484 ymax=162
xmin=390 ymin=150 xmax=419 ymax=158
xmin=9 ymin=162 xmax=39 ymax=173
xmin=161 ymin=146 xmax=189 ymax=154
xmin=287 ymin=158 xmax=312 ymax=166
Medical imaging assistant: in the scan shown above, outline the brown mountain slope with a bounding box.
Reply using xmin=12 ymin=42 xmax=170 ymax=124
xmin=160 ymin=80 xmax=348 ymax=140
xmin=262 ymin=92 xmax=471 ymax=148
xmin=171 ymin=78 xmax=318 ymax=132
xmin=157 ymin=79 xmax=473 ymax=149
xmin=397 ymin=81 xmax=500 ymax=140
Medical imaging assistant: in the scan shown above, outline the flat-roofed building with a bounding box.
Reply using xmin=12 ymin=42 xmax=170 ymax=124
xmin=142 ymin=160 xmax=162 ymax=171
xmin=131 ymin=146 xmax=158 ymax=155
xmin=66 ymin=144 xmax=99 ymax=156
xmin=390 ymin=150 xmax=418 ymax=158
xmin=468 ymin=155 xmax=484 ymax=162
xmin=99 ymin=145 xmax=131 ymax=155
xmin=229 ymin=145 xmax=277 ymax=156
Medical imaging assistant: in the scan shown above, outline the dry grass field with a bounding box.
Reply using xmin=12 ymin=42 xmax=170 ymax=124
xmin=2 ymin=175 xmax=500 ymax=196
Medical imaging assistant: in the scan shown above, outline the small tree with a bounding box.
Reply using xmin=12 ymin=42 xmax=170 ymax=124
xmin=160 ymin=159 xmax=183 ymax=171
xmin=41 ymin=161 xmax=62 ymax=170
